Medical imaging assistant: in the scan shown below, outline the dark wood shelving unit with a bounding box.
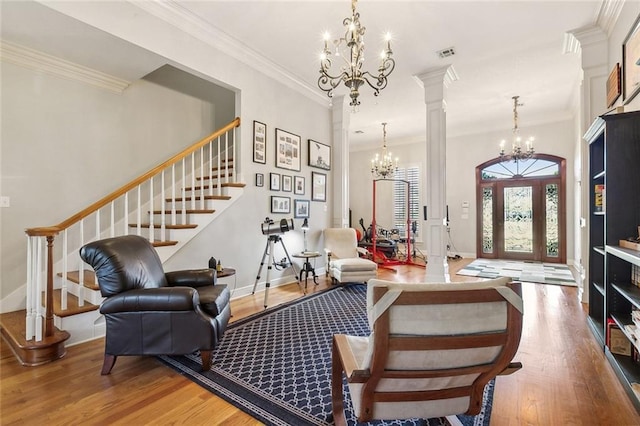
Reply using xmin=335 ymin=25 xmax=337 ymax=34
xmin=585 ymin=110 xmax=640 ymax=412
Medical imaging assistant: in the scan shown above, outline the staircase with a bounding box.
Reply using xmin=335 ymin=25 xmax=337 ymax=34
xmin=0 ymin=118 xmax=242 ymax=366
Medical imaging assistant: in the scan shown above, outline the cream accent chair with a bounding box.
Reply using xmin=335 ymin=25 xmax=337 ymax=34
xmin=323 ymin=228 xmax=377 ymax=285
xmin=331 ymin=277 xmax=523 ymax=425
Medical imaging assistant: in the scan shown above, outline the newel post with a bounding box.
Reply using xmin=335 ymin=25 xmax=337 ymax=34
xmin=44 ymin=234 xmax=55 ymax=337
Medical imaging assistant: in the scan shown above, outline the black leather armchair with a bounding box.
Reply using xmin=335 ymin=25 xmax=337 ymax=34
xmin=79 ymin=235 xmax=231 ymax=375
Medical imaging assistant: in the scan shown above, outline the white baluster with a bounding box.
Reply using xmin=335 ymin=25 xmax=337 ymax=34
xmin=95 ymin=209 xmax=101 ymax=241
xmin=207 ymin=139 xmax=213 ymax=195
xmin=136 ymin=185 xmax=142 ymax=236
xmin=181 ymin=158 xmax=186 ymax=223
xmin=232 ymin=128 xmax=237 ymax=184
xmin=149 ymin=177 xmax=154 ymax=243
xmin=61 ymin=230 xmax=68 ymax=311
xmin=110 ymin=201 xmax=115 ymax=237
xmin=25 ymin=236 xmax=34 ymax=340
xmin=124 ymin=192 xmax=129 ymax=235
xmin=161 ymin=170 xmax=166 ymax=241
xmin=216 ymin=136 xmax=222 ymax=196
xmin=200 ymin=147 xmax=205 ymax=210
xmin=78 ymin=220 xmax=84 ymax=307
xmin=225 ymin=132 xmax=230 ymax=185
xmin=35 ymin=237 xmax=43 ymax=341
xmin=171 ymin=164 xmax=176 ymax=225
xmin=191 ymin=153 xmax=196 ymax=211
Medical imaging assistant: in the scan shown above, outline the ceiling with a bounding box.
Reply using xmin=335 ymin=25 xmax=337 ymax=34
xmin=1 ymin=1 xmax=606 ymax=148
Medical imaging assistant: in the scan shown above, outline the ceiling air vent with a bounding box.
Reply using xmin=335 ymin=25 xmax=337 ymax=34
xmin=437 ymin=47 xmax=456 ymax=59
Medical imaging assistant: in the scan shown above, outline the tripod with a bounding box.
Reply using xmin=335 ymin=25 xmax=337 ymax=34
xmin=252 ymin=234 xmax=299 ymax=308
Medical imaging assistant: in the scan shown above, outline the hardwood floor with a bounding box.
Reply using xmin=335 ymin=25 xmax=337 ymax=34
xmin=2 ymin=259 xmax=639 ymax=425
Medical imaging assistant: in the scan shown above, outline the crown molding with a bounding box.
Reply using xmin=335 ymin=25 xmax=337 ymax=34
xmin=0 ymin=40 xmax=130 ymax=94
xmin=132 ymin=0 xmax=327 ymax=106
xmin=596 ymin=0 xmax=625 ymax=36
xmin=563 ymin=24 xmax=608 ymax=54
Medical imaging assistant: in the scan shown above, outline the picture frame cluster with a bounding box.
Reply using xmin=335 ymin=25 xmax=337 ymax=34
xmin=252 ymin=120 xmax=330 ymax=216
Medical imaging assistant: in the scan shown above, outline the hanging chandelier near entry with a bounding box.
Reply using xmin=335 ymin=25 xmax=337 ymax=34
xmin=371 ymin=122 xmax=398 ymax=179
xmin=317 ymin=0 xmax=395 ymax=108
xmin=499 ymin=96 xmax=535 ymax=162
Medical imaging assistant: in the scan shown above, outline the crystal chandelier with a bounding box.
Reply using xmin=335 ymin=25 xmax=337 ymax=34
xmin=371 ymin=123 xmax=398 ymax=178
xmin=318 ymin=0 xmax=395 ymax=108
xmin=499 ymin=96 xmax=535 ymax=162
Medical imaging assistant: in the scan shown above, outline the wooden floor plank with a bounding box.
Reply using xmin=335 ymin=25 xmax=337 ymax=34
xmin=1 ymin=258 xmax=638 ymax=425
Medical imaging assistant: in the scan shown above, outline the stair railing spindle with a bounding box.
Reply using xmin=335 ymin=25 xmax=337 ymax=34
xmin=181 ymin=157 xmax=186 ymax=223
xmin=190 ymin=153 xmax=196 ymax=211
xmin=78 ymin=220 xmax=84 ymax=307
xmin=207 ymin=139 xmax=213 ymax=196
xmin=35 ymin=237 xmax=43 ymax=341
xmin=231 ymin=128 xmax=237 ymax=184
xmin=224 ymin=132 xmax=230 ymax=185
xmin=136 ymin=185 xmax=142 ymax=236
xmin=61 ymin=230 xmax=68 ymax=311
xmin=161 ymin=170 xmax=166 ymax=241
xmin=199 ymin=146 xmax=205 ymax=210
xmin=124 ymin=192 xmax=129 ymax=235
xmin=171 ymin=164 xmax=176 ymax=225
xmin=216 ymin=136 xmax=221 ymax=197
xmin=149 ymin=177 xmax=154 ymax=243
xmin=25 ymin=237 xmax=34 ymax=340
xmin=110 ymin=202 xmax=115 ymax=238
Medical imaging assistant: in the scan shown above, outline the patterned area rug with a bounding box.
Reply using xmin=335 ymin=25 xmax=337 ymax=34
xmin=158 ymin=285 xmax=493 ymax=426
xmin=456 ymin=258 xmax=576 ymax=286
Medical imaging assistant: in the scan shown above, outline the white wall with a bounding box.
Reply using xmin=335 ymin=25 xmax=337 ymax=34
xmin=0 ymin=1 xmax=333 ymax=303
xmin=1 ymin=61 xmax=218 ymax=298
xmin=349 ymin=119 xmax=576 ymax=261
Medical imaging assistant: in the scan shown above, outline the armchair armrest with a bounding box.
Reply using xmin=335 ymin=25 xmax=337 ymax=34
xmin=356 ymin=247 xmax=368 ymax=257
xmin=499 ymin=361 xmax=522 ymax=376
xmin=165 ymin=269 xmax=216 ymax=288
xmin=100 ymin=287 xmax=199 ymax=314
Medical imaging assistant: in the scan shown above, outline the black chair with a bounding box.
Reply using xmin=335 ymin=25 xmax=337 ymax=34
xmin=80 ymin=235 xmax=231 ymax=375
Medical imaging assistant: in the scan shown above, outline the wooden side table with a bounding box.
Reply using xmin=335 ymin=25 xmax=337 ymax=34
xmin=292 ymin=252 xmax=321 ymax=293
xmin=216 ymin=268 xmax=236 ymax=279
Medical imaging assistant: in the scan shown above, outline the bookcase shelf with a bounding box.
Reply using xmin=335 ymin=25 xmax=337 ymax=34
xmin=585 ymin=110 xmax=640 ymax=413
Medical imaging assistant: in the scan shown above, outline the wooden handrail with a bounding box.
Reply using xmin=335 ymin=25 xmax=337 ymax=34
xmin=25 ymin=117 xmax=240 ymax=237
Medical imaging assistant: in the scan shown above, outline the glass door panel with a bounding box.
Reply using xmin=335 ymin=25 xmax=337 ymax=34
xmin=503 ymin=186 xmax=533 ymax=254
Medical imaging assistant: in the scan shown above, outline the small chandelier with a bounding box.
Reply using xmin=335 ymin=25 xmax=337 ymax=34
xmin=318 ymin=0 xmax=395 ymax=108
xmin=371 ymin=123 xmax=398 ymax=178
xmin=499 ymin=96 xmax=535 ymax=162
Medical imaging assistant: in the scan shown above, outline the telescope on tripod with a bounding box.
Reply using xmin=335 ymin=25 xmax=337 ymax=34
xmin=252 ymin=217 xmax=300 ymax=308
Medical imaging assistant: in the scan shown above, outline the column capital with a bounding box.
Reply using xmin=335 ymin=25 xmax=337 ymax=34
xmin=413 ymin=65 xmax=459 ymax=103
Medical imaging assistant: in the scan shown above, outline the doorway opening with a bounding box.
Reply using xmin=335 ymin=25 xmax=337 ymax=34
xmin=476 ymin=154 xmax=566 ymax=263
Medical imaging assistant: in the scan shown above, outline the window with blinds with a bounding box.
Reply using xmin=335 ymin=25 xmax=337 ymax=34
xmin=393 ymin=166 xmax=420 ymax=238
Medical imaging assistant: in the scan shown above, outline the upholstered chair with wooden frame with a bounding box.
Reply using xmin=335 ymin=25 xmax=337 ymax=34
xmin=323 ymin=227 xmax=377 ymax=285
xmin=331 ymin=277 xmax=523 ymax=424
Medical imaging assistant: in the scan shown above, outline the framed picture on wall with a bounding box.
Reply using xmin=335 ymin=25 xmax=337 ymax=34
xmin=256 ymin=173 xmax=264 ymax=187
xmin=282 ymin=175 xmax=292 ymax=192
xmin=294 ymin=199 xmax=310 ymax=219
xmin=271 ymin=196 xmax=291 ymax=214
xmin=308 ymin=140 xmax=331 ymax=170
xmin=623 ymin=15 xmax=640 ymax=103
xmin=253 ymin=121 xmax=267 ymax=164
xmin=311 ymin=171 xmax=326 ymax=202
xmin=294 ymin=176 xmax=305 ymax=195
xmin=275 ymin=128 xmax=301 ymax=172
xmin=270 ymin=172 xmax=281 ymax=191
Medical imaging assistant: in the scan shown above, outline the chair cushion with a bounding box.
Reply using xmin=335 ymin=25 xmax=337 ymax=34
xmin=331 ymin=257 xmax=377 ymax=272
xmin=196 ymin=284 xmax=230 ymax=317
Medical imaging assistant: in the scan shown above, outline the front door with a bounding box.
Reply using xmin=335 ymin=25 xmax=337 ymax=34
xmin=477 ymin=155 xmax=566 ymax=263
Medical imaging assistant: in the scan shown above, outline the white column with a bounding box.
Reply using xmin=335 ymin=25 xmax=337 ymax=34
xmin=565 ymin=24 xmax=608 ymax=303
xmin=415 ymin=66 xmax=458 ymax=283
xmin=331 ymin=95 xmax=350 ymax=228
